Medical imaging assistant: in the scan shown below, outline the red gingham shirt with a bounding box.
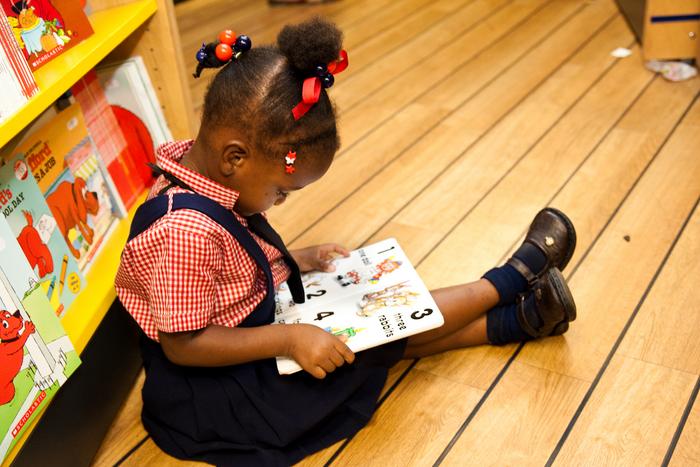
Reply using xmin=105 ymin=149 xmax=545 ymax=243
xmin=115 ymin=140 xmax=291 ymax=341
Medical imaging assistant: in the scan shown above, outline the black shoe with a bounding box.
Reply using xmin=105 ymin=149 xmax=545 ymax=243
xmin=516 ymin=268 xmax=576 ymax=338
xmin=508 ymin=208 xmax=577 ymax=284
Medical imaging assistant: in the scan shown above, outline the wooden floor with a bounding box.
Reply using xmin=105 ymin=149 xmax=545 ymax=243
xmin=93 ymin=0 xmax=700 ymax=465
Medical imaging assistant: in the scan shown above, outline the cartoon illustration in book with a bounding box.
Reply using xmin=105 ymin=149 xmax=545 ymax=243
xmin=358 ymin=282 xmax=419 ymax=317
xmin=336 ymin=257 xmax=403 ymax=287
xmin=16 ymin=211 xmax=53 ymax=277
xmin=324 ymin=326 xmax=364 ymax=340
xmin=4 ymin=1 xmax=69 ymax=56
xmin=45 ymin=177 xmax=99 ymax=259
xmin=0 ymin=309 xmax=35 ymax=405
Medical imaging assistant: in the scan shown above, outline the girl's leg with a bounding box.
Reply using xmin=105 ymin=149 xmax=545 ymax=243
xmin=405 ymin=316 xmax=488 ymax=358
xmin=406 ymin=279 xmax=498 ymax=347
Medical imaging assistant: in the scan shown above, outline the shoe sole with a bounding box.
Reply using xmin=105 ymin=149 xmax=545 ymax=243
xmin=543 ymin=207 xmax=577 ymax=272
xmin=548 ymin=267 xmax=577 ymax=324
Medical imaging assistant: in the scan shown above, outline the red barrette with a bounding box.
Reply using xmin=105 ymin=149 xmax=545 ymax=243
xmin=292 ymin=50 xmax=348 ymax=121
xmin=285 ymin=150 xmax=297 ymax=174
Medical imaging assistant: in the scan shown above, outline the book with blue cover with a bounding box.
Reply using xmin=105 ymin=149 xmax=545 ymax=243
xmin=0 ymin=153 xmax=84 ymax=318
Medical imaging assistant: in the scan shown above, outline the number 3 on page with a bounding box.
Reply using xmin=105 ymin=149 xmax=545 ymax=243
xmin=410 ymin=308 xmax=433 ymax=320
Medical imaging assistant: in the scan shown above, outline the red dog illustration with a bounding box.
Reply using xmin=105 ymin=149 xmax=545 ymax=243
xmin=16 ymin=210 xmax=53 ymax=277
xmin=0 ymin=310 xmax=36 ymax=405
xmin=45 ymin=177 xmax=99 ymax=259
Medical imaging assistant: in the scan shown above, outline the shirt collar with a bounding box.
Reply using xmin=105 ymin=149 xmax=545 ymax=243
xmin=155 ymin=140 xmax=239 ymax=211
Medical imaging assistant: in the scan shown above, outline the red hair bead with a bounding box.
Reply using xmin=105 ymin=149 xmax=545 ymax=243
xmin=218 ymin=29 xmax=236 ymax=46
xmin=215 ymin=43 xmax=233 ymax=62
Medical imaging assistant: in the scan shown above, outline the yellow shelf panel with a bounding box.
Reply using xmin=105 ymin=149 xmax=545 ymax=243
xmin=0 ymin=0 xmax=157 ymax=149
xmin=61 ymin=191 xmax=147 ymax=354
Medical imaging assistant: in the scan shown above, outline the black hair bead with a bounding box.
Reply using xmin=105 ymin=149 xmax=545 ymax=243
xmin=321 ymin=72 xmax=334 ymax=88
xmin=234 ymin=35 xmax=252 ymax=52
xmin=315 ymin=64 xmax=327 ymax=77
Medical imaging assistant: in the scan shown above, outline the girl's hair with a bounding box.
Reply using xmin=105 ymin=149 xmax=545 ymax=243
xmin=201 ymin=17 xmax=342 ymax=165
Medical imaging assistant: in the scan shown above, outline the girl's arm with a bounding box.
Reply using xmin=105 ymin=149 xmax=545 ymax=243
xmin=159 ymin=323 xmax=355 ymax=379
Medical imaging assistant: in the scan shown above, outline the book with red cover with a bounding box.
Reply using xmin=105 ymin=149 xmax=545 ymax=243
xmin=72 ymin=70 xmax=143 ymax=209
xmin=1 ymin=0 xmax=93 ymax=71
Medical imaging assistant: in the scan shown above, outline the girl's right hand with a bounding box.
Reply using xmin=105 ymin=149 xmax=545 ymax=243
xmin=287 ymin=324 xmax=355 ymax=379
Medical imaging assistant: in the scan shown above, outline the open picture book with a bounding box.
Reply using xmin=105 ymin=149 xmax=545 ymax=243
xmin=275 ymin=238 xmax=444 ymax=375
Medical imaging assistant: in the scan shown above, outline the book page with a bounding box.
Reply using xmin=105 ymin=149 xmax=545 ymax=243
xmin=275 ymin=238 xmax=443 ymax=374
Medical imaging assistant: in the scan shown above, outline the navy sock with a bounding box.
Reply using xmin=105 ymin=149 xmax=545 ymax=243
xmin=486 ymin=304 xmax=531 ymax=345
xmin=486 ymin=296 xmax=544 ymax=345
xmin=512 ymin=242 xmax=547 ymax=276
xmin=483 ymin=264 xmax=528 ymax=306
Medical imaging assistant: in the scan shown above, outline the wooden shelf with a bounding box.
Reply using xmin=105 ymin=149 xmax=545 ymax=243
xmin=0 ymin=0 xmax=157 ymax=149
xmin=61 ymin=192 xmax=147 ymax=354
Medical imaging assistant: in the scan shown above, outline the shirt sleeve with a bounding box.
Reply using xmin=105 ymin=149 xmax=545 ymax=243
xmin=148 ymin=226 xmax=221 ymax=334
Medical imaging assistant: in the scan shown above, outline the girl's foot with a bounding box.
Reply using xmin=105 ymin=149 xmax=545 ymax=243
xmin=508 ymin=207 xmax=577 ymax=284
xmin=517 ymin=267 xmax=576 ymax=338
xmin=486 ymin=267 xmax=576 ymax=344
xmin=483 ymin=207 xmax=576 ymax=306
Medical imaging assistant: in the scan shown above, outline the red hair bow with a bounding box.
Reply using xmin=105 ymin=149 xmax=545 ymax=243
xmin=292 ymin=49 xmax=348 ymax=121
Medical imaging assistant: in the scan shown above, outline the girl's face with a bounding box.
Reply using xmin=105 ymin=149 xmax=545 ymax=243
xmin=231 ymin=149 xmax=332 ymax=217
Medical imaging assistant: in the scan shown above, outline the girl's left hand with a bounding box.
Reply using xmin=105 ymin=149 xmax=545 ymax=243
xmin=291 ymin=244 xmax=350 ymax=273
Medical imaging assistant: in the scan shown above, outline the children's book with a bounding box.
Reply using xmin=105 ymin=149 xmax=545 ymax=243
xmin=0 ymin=154 xmax=83 ymax=317
xmin=7 ymin=100 xmax=121 ymax=271
xmin=0 ymin=217 xmax=80 ymax=464
xmin=72 ymin=70 xmax=143 ymax=210
xmin=275 ymin=238 xmax=444 ymax=375
xmin=96 ymin=56 xmax=173 ymax=188
xmin=0 ymin=12 xmax=37 ymax=124
xmin=1 ymin=0 xmax=93 ymax=71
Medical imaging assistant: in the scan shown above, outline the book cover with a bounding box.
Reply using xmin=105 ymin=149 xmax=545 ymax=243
xmin=0 ymin=217 xmax=80 ymax=463
xmin=275 ymin=238 xmax=444 ymax=375
xmin=0 ymin=154 xmax=83 ymax=318
xmin=97 ymin=56 xmax=173 ymax=188
xmin=9 ymin=101 xmax=118 ymax=271
xmin=72 ymin=71 xmax=143 ymax=210
xmin=1 ymin=0 xmax=94 ymax=71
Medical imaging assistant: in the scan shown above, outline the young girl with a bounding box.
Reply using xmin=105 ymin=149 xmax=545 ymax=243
xmin=115 ymin=17 xmax=577 ymax=466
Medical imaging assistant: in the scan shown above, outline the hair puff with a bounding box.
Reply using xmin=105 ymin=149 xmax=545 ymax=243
xmin=277 ymin=16 xmax=343 ymax=73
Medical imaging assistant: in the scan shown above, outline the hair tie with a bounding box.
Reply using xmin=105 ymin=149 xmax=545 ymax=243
xmin=193 ymin=29 xmax=252 ymax=78
xmin=292 ymin=49 xmax=348 ymax=121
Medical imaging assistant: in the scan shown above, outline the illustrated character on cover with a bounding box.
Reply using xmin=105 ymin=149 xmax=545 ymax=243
xmin=336 ymin=257 xmax=403 ymax=287
xmin=4 ymin=1 xmax=70 ymax=56
xmin=16 ymin=210 xmax=53 ymax=277
xmin=45 ymin=177 xmax=99 ymax=259
xmin=0 ymin=309 xmax=35 ymax=405
xmin=358 ymin=282 xmax=419 ymax=317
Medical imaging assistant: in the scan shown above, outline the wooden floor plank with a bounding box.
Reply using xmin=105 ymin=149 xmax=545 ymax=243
xmin=321 ymin=370 xmax=484 ymax=466
xmin=293 ymin=9 xmax=626 ymax=256
xmin=439 ymin=89 xmax=700 ymax=465
xmin=553 ymin=357 xmax=697 ymax=466
xmin=669 ymin=392 xmax=700 ymax=466
xmin=273 ymin=0 xmax=587 ymax=241
xmin=552 ymin=194 xmax=700 ymax=464
xmin=438 ymin=361 xmax=589 ymax=467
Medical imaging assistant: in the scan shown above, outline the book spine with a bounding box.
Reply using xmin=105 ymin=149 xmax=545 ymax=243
xmin=0 ymin=14 xmax=38 ymax=99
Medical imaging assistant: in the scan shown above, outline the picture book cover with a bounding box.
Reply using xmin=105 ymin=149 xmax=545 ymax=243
xmin=275 ymin=238 xmax=444 ymax=375
xmin=1 ymin=0 xmax=93 ymax=71
xmin=0 ymin=217 xmax=80 ymax=463
xmin=0 ymin=153 xmax=83 ymax=318
xmin=72 ymin=70 xmax=143 ymax=210
xmin=9 ymin=101 xmax=119 ymax=271
xmin=97 ymin=56 xmax=173 ymax=188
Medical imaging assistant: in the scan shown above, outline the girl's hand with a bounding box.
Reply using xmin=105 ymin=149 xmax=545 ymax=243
xmin=290 ymin=243 xmax=350 ymax=273
xmin=287 ymin=324 xmax=355 ymax=379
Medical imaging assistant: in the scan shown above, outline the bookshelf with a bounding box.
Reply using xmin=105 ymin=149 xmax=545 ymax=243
xmin=0 ymin=0 xmax=195 ymax=464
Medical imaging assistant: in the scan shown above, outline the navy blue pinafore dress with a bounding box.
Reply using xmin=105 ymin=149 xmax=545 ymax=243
xmin=126 ymin=171 xmax=406 ymax=466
